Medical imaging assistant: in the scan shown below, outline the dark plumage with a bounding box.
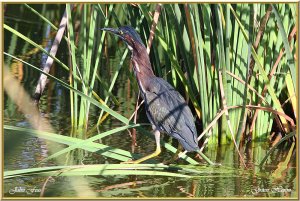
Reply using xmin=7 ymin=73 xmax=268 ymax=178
xmin=144 ymin=77 xmax=199 ymax=151
xmin=102 ymin=26 xmax=214 ymax=165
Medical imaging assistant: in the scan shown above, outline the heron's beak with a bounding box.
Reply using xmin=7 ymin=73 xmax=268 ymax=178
xmin=101 ymin=27 xmax=119 ymax=36
xmin=101 ymin=27 xmax=128 ymax=46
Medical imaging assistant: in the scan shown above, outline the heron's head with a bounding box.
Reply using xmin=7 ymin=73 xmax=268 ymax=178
xmin=102 ymin=26 xmax=145 ymax=51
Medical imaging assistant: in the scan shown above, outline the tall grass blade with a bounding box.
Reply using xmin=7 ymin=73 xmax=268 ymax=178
xmin=271 ymin=4 xmax=296 ymax=90
xmin=229 ymin=4 xmax=291 ymax=133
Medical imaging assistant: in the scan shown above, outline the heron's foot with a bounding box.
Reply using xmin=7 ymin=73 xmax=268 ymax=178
xmin=120 ymin=159 xmax=140 ymax=164
xmin=121 ymin=149 xmax=162 ymax=164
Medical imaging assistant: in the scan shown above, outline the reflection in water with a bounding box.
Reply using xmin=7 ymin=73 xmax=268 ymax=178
xmin=4 ymin=125 xmax=297 ymax=197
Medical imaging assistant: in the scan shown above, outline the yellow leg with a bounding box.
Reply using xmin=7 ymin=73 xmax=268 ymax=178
xmin=122 ymin=129 xmax=161 ymax=164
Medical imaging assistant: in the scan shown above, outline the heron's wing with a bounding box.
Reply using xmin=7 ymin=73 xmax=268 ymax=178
xmin=145 ymin=77 xmax=198 ymax=151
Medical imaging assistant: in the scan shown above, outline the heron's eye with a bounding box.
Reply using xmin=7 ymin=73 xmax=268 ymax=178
xmin=119 ymin=30 xmax=123 ymax=35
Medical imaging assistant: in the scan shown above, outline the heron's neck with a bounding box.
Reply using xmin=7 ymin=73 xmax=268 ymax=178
xmin=131 ymin=45 xmax=155 ymax=91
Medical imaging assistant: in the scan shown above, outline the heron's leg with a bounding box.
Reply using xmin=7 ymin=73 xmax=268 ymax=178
xmin=122 ymin=129 xmax=161 ymax=164
xmin=173 ymin=143 xmax=182 ymax=160
xmin=163 ymin=143 xmax=182 ymax=164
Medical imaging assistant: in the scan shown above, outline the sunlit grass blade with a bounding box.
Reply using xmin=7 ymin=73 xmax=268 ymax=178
xmin=33 ymin=9 xmax=68 ymax=103
xmin=24 ymin=3 xmax=118 ymax=107
xmin=190 ymin=4 xmax=209 ymax=127
xmin=235 ymin=4 xmax=252 ymax=145
xmin=4 ymin=164 xmax=195 ymax=179
xmin=5 ymin=53 xmax=200 ymax=165
xmin=4 ymin=24 xmax=70 ymax=72
xmin=24 ymin=4 xmax=57 ymax=30
xmin=36 ymin=124 xmax=148 ymax=164
xmin=229 ymin=4 xmax=291 ymax=133
xmin=271 ymin=4 xmax=296 ymax=90
xmin=215 ymin=4 xmax=231 ymax=144
xmin=5 ymin=163 xmax=239 ymax=179
xmin=66 ymin=4 xmax=80 ymax=130
xmin=4 ymin=52 xmax=129 ymax=123
xmin=139 ymin=4 xmax=202 ymax=118
xmin=4 ymin=125 xmax=142 ymax=162
xmin=89 ymin=4 xmax=113 ymax=95
xmin=97 ymin=49 xmax=129 ymax=124
xmin=5 ymin=52 xmax=200 ymax=164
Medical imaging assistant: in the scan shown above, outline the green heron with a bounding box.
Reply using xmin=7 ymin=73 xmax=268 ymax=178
xmin=102 ymin=26 xmax=215 ymax=165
